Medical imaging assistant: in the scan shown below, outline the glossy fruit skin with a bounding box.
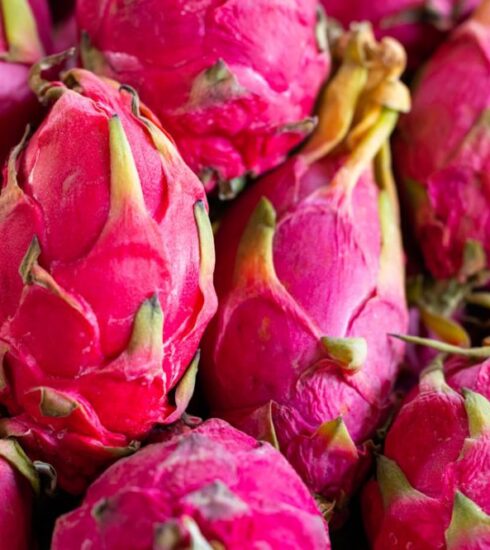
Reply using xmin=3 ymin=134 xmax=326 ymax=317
xmin=0 ymin=440 xmax=36 ymax=550
xmin=201 ymin=143 xmax=408 ymax=501
xmin=322 ymin=0 xmax=479 ymax=69
xmin=0 ymin=0 xmax=52 ymax=166
xmin=76 ymin=0 xmax=330 ymax=193
xmin=364 ymin=358 xmax=490 ymax=549
xmin=0 ymin=67 xmax=217 ymax=493
xmin=395 ymin=10 xmax=490 ymax=280
xmin=52 ymin=419 xmax=331 ymax=550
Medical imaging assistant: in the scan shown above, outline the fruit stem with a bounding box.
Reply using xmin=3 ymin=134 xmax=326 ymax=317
xmin=390 ymin=333 xmax=490 ymax=359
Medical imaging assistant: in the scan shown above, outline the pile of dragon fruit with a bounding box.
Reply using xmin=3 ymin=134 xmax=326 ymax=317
xmin=2 ymin=0 xmax=490 ymax=548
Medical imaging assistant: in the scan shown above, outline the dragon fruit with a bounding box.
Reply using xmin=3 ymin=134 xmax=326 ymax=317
xmin=364 ymin=355 xmax=490 ymax=549
xmin=0 ymin=57 xmax=217 ymax=493
xmin=76 ymin=0 xmax=330 ymax=196
xmin=0 ymin=439 xmax=39 ymax=550
xmin=395 ymin=0 xmax=490 ymax=282
xmin=322 ymin=0 xmax=479 ymax=68
xmin=52 ymin=419 xmax=331 ymax=549
xmin=0 ymin=0 xmax=51 ymax=166
xmin=201 ymin=26 xmax=409 ymax=504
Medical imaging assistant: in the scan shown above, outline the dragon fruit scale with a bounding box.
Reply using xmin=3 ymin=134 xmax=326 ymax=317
xmin=76 ymin=0 xmax=330 ymax=196
xmin=0 ymin=0 xmax=51 ymax=167
xmin=201 ymin=26 xmax=410 ymax=504
xmin=0 ymin=58 xmax=217 ymax=493
xmin=52 ymin=419 xmax=331 ymax=550
xmin=364 ymin=356 xmax=490 ymax=549
xmin=322 ymin=0 xmax=479 ymax=69
xmin=0 ymin=439 xmax=39 ymax=550
xmin=395 ymin=0 xmax=490 ymax=282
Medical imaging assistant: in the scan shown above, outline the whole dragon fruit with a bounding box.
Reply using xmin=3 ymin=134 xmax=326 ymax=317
xmin=0 ymin=439 xmax=39 ymax=550
xmin=0 ymin=0 xmax=51 ymax=166
xmin=396 ymin=0 xmax=490 ymax=282
xmin=0 ymin=57 xmax=217 ymax=493
xmin=76 ymin=0 xmax=330 ymax=196
xmin=322 ymin=0 xmax=479 ymax=68
xmin=201 ymin=26 xmax=410 ymax=504
xmin=364 ymin=355 xmax=490 ymax=549
xmin=52 ymin=419 xmax=331 ymax=549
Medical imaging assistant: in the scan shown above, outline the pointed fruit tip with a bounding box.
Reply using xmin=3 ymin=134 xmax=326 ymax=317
xmin=462 ymin=388 xmax=490 ymax=438
xmin=321 ymin=336 xmax=367 ymax=372
xmin=315 ymin=416 xmax=358 ymax=457
xmin=128 ymin=295 xmax=164 ymax=356
xmin=377 ymin=455 xmax=417 ymax=508
xmin=233 ymin=197 xmax=277 ymax=286
xmin=446 ymin=491 xmax=490 ymax=549
xmin=108 ymin=114 xmax=145 ymax=213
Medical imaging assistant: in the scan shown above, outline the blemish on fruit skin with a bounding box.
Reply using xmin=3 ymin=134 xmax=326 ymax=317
xmin=339 ymin=404 xmax=349 ymax=416
xmin=258 ymin=316 xmax=271 ymax=342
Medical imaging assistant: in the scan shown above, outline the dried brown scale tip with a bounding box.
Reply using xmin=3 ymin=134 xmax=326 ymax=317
xmin=28 ymin=47 xmax=77 ymax=102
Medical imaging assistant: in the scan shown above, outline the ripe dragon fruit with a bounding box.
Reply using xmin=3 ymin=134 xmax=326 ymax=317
xmin=76 ymin=0 xmax=330 ymax=196
xmin=0 ymin=57 xmax=217 ymax=493
xmin=0 ymin=439 xmax=39 ymax=550
xmin=0 ymin=0 xmax=51 ymax=166
xmin=395 ymin=0 xmax=490 ymax=282
xmin=201 ymin=26 xmax=410 ymax=504
xmin=322 ymin=0 xmax=479 ymax=69
xmin=51 ymin=419 xmax=331 ymax=550
xmin=364 ymin=355 xmax=490 ymax=549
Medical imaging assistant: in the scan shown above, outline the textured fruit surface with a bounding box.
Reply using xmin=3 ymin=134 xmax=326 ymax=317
xmin=52 ymin=419 xmax=331 ymax=550
xmin=0 ymin=440 xmax=38 ymax=550
xmin=322 ymin=0 xmax=479 ymax=68
xmin=0 ymin=65 xmax=217 ymax=493
xmin=0 ymin=0 xmax=51 ymax=166
xmin=395 ymin=4 xmax=490 ymax=280
xmin=364 ymin=357 xmax=490 ymax=549
xmin=202 ymin=27 xmax=409 ymax=502
xmin=77 ymin=0 xmax=330 ymax=193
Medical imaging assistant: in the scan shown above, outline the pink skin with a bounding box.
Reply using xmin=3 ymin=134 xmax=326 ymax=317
xmin=0 ymin=69 xmax=217 ymax=493
xmin=202 ymin=153 xmax=407 ymax=500
xmin=76 ymin=0 xmax=330 ymax=190
xmin=322 ymin=0 xmax=479 ymax=69
xmin=0 ymin=0 xmax=52 ymax=166
xmin=0 ymin=458 xmax=32 ymax=550
xmin=364 ymin=358 xmax=490 ymax=549
xmin=51 ymin=419 xmax=330 ymax=550
xmin=395 ymin=13 xmax=490 ymax=279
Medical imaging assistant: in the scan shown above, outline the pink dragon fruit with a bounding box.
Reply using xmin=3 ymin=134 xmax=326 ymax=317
xmin=364 ymin=355 xmax=490 ymax=549
xmin=76 ymin=0 xmax=330 ymax=196
xmin=0 ymin=57 xmax=217 ymax=493
xmin=52 ymin=419 xmax=331 ymax=550
xmin=201 ymin=26 xmax=410 ymax=504
xmin=322 ymin=0 xmax=479 ymax=69
xmin=395 ymin=0 xmax=490 ymax=281
xmin=0 ymin=0 xmax=51 ymax=166
xmin=0 ymin=439 xmax=39 ymax=550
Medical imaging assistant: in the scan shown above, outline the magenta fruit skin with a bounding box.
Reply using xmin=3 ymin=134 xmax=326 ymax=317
xmin=76 ymin=0 xmax=330 ymax=191
xmin=52 ymin=419 xmax=331 ymax=550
